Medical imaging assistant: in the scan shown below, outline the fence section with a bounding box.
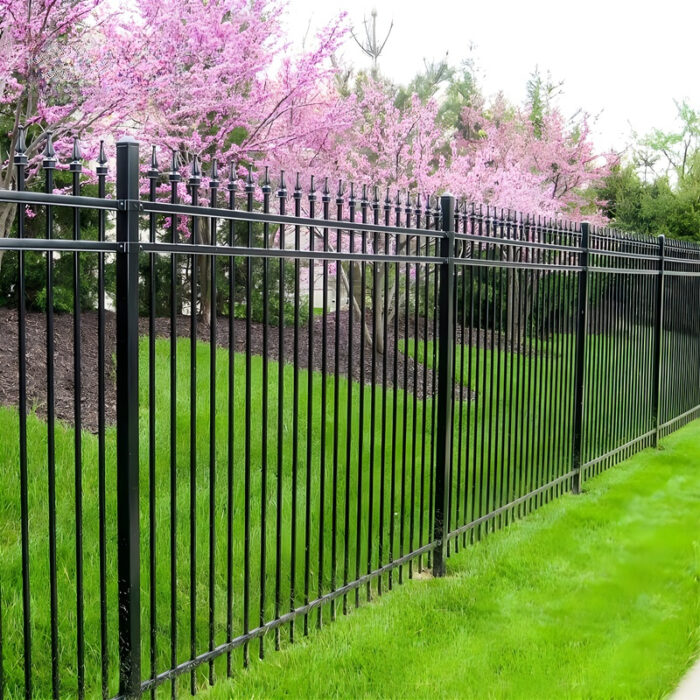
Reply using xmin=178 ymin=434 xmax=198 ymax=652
xmin=0 ymin=134 xmax=698 ymax=698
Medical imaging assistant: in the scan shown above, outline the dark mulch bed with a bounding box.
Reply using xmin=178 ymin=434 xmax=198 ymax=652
xmin=0 ymin=308 xmax=526 ymax=432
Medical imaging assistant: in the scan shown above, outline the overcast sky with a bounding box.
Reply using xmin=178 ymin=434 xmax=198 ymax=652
xmin=286 ymin=0 xmax=698 ymax=154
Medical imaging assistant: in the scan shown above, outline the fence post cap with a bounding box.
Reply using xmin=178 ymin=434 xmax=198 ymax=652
xmin=117 ymin=134 xmax=138 ymax=144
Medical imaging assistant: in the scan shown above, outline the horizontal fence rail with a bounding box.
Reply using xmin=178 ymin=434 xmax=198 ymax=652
xmin=0 ymin=134 xmax=697 ymax=698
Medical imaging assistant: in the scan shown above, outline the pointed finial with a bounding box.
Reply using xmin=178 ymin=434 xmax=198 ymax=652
xmin=310 ymin=174 xmax=316 ymax=192
xmin=336 ymin=179 xmax=344 ymax=201
xmin=190 ymin=154 xmax=201 ymax=181
xmin=361 ymin=184 xmax=368 ymax=203
xmin=148 ymin=145 xmax=158 ymax=178
xmin=98 ymin=140 xmax=107 ymax=165
xmin=16 ymin=125 xmax=27 ymax=155
xmin=394 ymin=190 xmax=401 ymax=207
xmin=69 ymin=134 xmax=82 ymax=172
xmin=262 ymin=165 xmax=270 ymax=191
xmin=71 ymin=135 xmax=81 ymax=162
xmin=278 ymin=170 xmax=287 ymax=195
xmin=385 ymin=187 xmax=391 ymax=206
xmin=416 ymin=192 xmax=422 ymax=209
xmin=349 ymin=182 xmax=356 ymax=202
xmin=323 ymin=176 xmax=330 ymax=197
xmin=43 ymin=132 xmax=56 ymax=166
xmin=227 ymin=161 xmax=236 ymax=191
xmin=169 ymin=150 xmax=181 ymax=182
xmin=373 ymin=185 xmax=379 ymax=204
xmin=95 ymin=139 xmax=108 ymax=176
xmin=293 ymin=172 xmax=301 ymax=199
xmin=210 ymin=157 xmax=219 ymax=183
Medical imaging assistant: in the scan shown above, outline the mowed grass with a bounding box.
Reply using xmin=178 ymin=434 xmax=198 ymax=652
xmin=204 ymin=419 xmax=700 ymax=699
xmin=0 ymin=325 xmax=693 ymax=698
xmin=0 ymin=335 xmax=436 ymax=698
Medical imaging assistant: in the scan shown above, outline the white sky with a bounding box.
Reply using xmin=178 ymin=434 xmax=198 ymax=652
xmin=286 ymin=0 xmax=699 ymax=154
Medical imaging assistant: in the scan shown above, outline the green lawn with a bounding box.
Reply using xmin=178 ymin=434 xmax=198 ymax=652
xmin=0 ymin=329 xmax=695 ymax=698
xmin=204 ymin=419 xmax=700 ymax=699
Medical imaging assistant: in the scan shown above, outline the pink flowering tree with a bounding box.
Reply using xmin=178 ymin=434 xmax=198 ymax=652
xmin=0 ymin=0 xmax=150 ymax=243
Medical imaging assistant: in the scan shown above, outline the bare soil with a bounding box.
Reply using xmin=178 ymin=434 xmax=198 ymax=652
xmin=0 ymin=309 xmax=520 ymax=432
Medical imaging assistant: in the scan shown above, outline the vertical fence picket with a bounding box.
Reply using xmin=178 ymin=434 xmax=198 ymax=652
xmin=572 ymin=222 xmax=590 ymax=494
xmin=653 ymin=235 xmax=666 ymax=446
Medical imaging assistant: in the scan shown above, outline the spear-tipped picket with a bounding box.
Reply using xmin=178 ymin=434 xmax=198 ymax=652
xmin=14 ymin=125 xmax=27 ymax=165
xmin=293 ymin=172 xmax=301 ymax=201
xmin=70 ymin=135 xmax=82 ymax=173
xmin=227 ymin=161 xmax=236 ymax=190
xmin=309 ymin=174 xmax=316 ymax=201
xmin=404 ymin=190 xmax=412 ymax=220
xmin=189 ymin=154 xmax=201 ymax=185
xmin=169 ymin=151 xmax=181 ymax=183
xmin=148 ymin=146 xmax=160 ymax=180
xmin=336 ymin=179 xmax=344 ymax=205
xmin=322 ymin=176 xmax=330 ymax=202
xmin=43 ymin=132 xmax=56 ymax=170
xmin=277 ymin=170 xmax=287 ymax=198
xmin=94 ymin=140 xmax=107 ymax=178
xmin=209 ymin=158 xmax=219 ymax=188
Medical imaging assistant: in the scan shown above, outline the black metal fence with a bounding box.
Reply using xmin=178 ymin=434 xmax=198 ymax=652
xmin=0 ymin=134 xmax=698 ymax=699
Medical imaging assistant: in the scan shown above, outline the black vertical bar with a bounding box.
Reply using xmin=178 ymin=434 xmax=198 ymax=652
xmin=331 ymin=182 xmax=343 ymax=620
xmin=652 ymin=235 xmax=665 ymax=447
xmin=14 ymin=126 xmax=32 ymax=700
xmin=188 ymin=156 xmax=201 ymax=693
xmin=379 ymin=190 xmax=391 ymax=588
xmin=244 ymin=167 xmax=254 ymax=662
xmin=43 ymin=133 xmax=60 ymax=700
xmin=226 ymin=163 xmax=236 ymax=674
xmin=304 ymin=178 xmax=316 ymax=632
xmin=168 ymin=152 xmax=180 ymax=700
xmin=355 ymin=187 xmax=368 ymax=603
xmin=116 ymin=135 xmax=142 ymax=698
xmin=260 ymin=168 xmax=271 ymax=656
xmin=147 ymin=146 xmax=159 ymax=700
xmin=398 ymin=192 xmax=409 ymax=583
xmin=572 ymin=222 xmax=590 ymax=494
xmin=208 ymin=159 xmax=219 ymax=683
xmin=96 ymin=141 xmax=109 ymax=700
xmin=369 ymin=188 xmax=380 ymax=591
xmin=70 ymin=135 xmax=85 ymax=699
xmin=290 ymin=174 xmax=301 ymax=640
xmin=343 ymin=183 xmax=355 ymax=612
xmin=433 ymin=194 xmax=455 ymax=577
xmin=388 ymin=190 xmax=399 ymax=589
xmin=275 ymin=172 xmax=287 ymax=648
xmin=319 ymin=179 xmax=330 ymax=625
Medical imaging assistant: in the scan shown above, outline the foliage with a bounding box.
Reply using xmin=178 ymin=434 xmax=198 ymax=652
xmin=597 ymin=101 xmax=700 ymax=242
xmin=0 ymin=178 xmax=112 ymax=310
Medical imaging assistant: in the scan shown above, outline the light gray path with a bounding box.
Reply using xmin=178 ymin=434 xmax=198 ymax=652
xmin=672 ymin=655 xmax=700 ymax=699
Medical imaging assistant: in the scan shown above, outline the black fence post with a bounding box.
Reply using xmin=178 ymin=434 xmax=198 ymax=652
xmin=116 ymin=136 xmax=142 ymax=697
xmin=571 ymin=222 xmax=590 ymax=495
xmin=652 ymin=234 xmax=666 ymax=446
xmin=433 ymin=194 xmax=455 ymax=577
